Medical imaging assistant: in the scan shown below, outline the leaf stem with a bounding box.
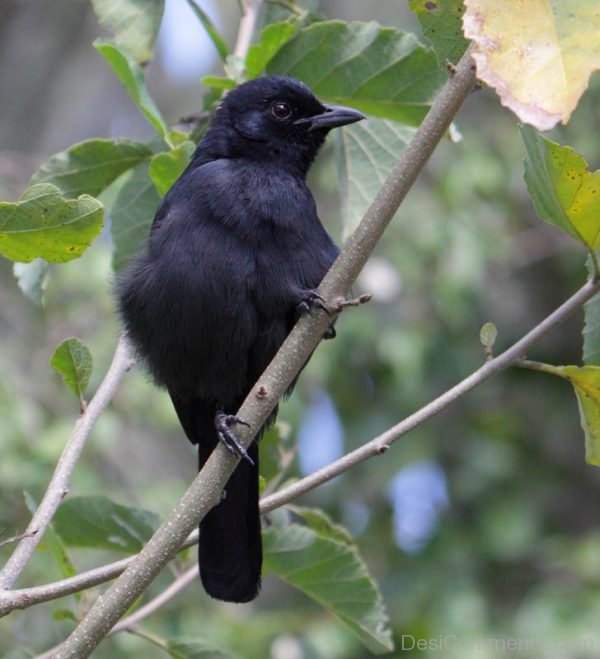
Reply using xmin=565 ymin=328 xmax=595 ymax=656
xmin=514 ymin=359 xmax=568 ymax=376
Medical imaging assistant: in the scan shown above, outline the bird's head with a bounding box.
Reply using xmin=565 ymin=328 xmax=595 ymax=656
xmin=199 ymin=76 xmax=365 ymax=176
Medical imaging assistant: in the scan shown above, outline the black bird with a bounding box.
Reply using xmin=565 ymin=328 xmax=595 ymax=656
xmin=117 ymin=76 xmax=364 ymax=603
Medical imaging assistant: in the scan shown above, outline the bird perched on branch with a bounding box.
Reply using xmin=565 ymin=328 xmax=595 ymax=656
xmin=117 ymin=75 xmax=364 ymax=602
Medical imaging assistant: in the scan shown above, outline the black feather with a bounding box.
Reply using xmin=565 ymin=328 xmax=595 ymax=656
xmin=116 ymin=76 xmax=364 ymax=602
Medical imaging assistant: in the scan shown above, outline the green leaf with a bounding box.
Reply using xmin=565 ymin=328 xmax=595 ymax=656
xmin=409 ymin=0 xmax=469 ymax=65
xmin=166 ymin=638 xmax=238 ymax=659
xmin=336 ymin=118 xmax=415 ymax=236
xmin=201 ymin=75 xmax=236 ymax=91
xmin=91 ymin=0 xmax=164 ymax=65
xmin=259 ymin=420 xmax=294 ymax=487
xmin=479 ymin=321 xmax=498 ymax=348
xmin=267 ymin=21 xmax=445 ymax=125
xmin=52 ymin=495 xmax=159 ymax=553
xmin=263 ymin=523 xmax=393 ymax=655
xmin=245 ymin=21 xmax=299 ymax=79
xmin=262 ymin=0 xmax=320 ymax=27
xmin=288 ymin=505 xmax=354 ymax=546
xmin=31 ymin=139 xmax=153 ymax=198
xmin=53 ymin=609 xmax=78 ymax=622
xmin=521 ymin=125 xmax=600 ymax=251
xmin=95 ymin=40 xmax=170 ymax=140
xmin=110 ymin=162 xmax=161 ymax=271
xmin=41 ymin=525 xmax=78 ymax=581
xmin=0 ymin=184 xmax=104 ymax=263
xmin=24 ymin=492 xmax=77 ymax=581
xmin=13 ymin=259 xmax=48 ymax=304
xmin=149 ymin=141 xmax=195 ymax=197
xmin=50 ymin=338 xmax=93 ymax=402
xmin=184 ymin=0 xmax=228 ymax=62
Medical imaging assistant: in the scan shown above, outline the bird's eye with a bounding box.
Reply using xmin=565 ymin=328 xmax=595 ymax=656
xmin=271 ymin=101 xmax=292 ymax=120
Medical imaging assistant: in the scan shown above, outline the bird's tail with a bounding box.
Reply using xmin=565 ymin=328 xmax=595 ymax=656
xmin=169 ymin=394 xmax=262 ymax=603
xmin=198 ymin=436 xmax=262 ymax=603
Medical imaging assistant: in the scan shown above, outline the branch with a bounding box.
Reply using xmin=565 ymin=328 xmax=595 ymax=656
xmin=8 ymin=267 xmax=600 ymax=615
xmin=34 ymin=567 xmax=199 ymax=659
xmin=4 ymin=274 xmax=596 ymax=617
xmin=0 ymin=532 xmax=199 ymax=617
xmin=261 ymin=276 xmax=600 ymax=511
xmin=53 ymin=47 xmax=477 ymax=659
xmin=0 ymin=336 xmax=134 ymax=591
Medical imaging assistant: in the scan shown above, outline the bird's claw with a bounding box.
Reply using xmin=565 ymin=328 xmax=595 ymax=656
xmin=297 ymin=290 xmax=331 ymax=317
xmin=214 ymin=412 xmax=254 ymax=465
xmin=323 ymin=323 xmax=336 ymax=340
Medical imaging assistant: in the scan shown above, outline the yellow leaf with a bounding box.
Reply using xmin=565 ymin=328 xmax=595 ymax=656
xmin=548 ymin=365 xmax=600 ymax=466
xmin=463 ymin=0 xmax=600 ymax=130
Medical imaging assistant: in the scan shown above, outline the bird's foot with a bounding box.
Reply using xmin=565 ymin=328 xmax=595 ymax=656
xmin=214 ymin=412 xmax=254 ymax=465
xmin=296 ymin=289 xmax=331 ymax=317
xmin=296 ymin=290 xmax=337 ymax=340
xmin=323 ymin=323 xmax=336 ymax=340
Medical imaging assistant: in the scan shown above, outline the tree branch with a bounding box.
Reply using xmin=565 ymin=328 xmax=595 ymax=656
xmin=53 ymin=47 xmax=477 ymax=658
xmin=261 ymin=276 xmax=600 ymax=511
xmin=34 ymin=567 xmax=199 ymax=659
xmin=0 ymin=336 xmax=134 ymax=592
xmin=0 ymin=532 xmax=200 ymax=617
xmin=6 ymin=269 xmax=595 ymax=620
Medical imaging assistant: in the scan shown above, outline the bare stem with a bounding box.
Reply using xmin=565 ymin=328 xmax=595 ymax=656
xmin=0 ymin=336 xmax=134 ymax=591
xmin=233 ymin=0 xmax=263 ymax=59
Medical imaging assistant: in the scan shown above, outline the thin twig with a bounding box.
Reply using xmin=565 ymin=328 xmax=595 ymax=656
xmin=0 ymin=336 xmax=134 ymax=591
xmin=233 ymin=0 xmax=263 ymax=59
xmin=0 ymin=531 xmax=37 ymax=549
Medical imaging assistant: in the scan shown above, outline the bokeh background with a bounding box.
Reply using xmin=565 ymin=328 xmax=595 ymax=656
xmin=1 ymin=1 xmax=600 ymax=657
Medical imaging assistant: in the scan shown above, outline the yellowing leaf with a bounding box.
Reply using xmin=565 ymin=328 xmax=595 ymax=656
xmin=521 ymin=126 xmax=600 ymax=251
xmin=536 ymin=364 xmax=600 ymax=467
xmin=463 ymin=0 xmax=600 ymax=130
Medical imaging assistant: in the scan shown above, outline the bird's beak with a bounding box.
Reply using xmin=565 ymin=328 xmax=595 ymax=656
xmin=295 ymin=104 xmax=365 ymax=131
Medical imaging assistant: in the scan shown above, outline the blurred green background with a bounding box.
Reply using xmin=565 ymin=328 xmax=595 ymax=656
xmin=1 ymin=1 xmax=600 ymax=657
